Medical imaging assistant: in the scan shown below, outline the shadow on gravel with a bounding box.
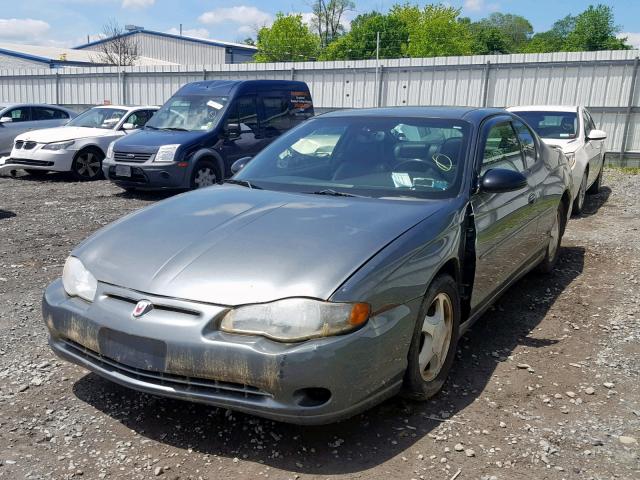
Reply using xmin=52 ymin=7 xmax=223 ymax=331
xmin=113 ymin=189 xmax=180 ymax=202
xmin=72 ymin=246 xmax=585 ymax=475
xmin=7 ymin=171 xmax=77 ymax=182
xmin=579 ymin=186 xmax=611 ymax=218
xmin=0 ymin=209 xmax=16 ymax=219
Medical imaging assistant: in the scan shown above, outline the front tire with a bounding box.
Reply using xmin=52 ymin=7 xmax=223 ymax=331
xmin=587 ymin=164 xmax=603 ymax=194
xmin=190 ymin=159 xmax=219 ymax=190
xmin=72 ymin=149 xmax=104 ymax=181
xmin=403 ymin=274 xmax=460 ymax=401
xmin=572 ymin=170 xmax=587 ymax=215
xmin=537 ymin=203 xmax=566 ymax=274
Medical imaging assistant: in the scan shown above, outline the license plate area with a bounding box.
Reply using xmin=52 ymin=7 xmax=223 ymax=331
xmin=98 ymin=328 xmax=166 ymax=371
xmin=115 ymin=165 xmax=132 ymax=177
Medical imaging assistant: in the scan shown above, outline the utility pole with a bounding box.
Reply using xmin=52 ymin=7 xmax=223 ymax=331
xmin=117 ymin=42 xmax=122 ymax=105
xmin=376 ymin=31 xmax=380 ymax=62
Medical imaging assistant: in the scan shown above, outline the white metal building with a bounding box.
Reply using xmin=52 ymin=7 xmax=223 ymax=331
xmin=0 ymin=43 xmax=177 ymax=69
xmin=74 ymin=29 xmax=257 ymax=65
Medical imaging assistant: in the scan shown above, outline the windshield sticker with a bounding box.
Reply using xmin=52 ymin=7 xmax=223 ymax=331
xmin=291 ymin=91 xmax=313 ymax=114
xmin=207 ymin=100 xmax=224 ymax=110
xmin=392 ymin=172 xmax=413 ymax=188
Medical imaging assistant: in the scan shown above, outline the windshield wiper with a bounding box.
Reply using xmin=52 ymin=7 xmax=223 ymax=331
xmin=224 ymin=179 xmax=262 ymax=189
xmin=162 ymin=127 xmax=189 ymax=132
xmin=309 ymin=189 xmax=364 ymax=198
xmin=145 ymin=125 xmax=160 ymax=130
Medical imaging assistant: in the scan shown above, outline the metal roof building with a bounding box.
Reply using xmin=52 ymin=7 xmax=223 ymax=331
xmin=0 ymin=43 xmax=178 ymax=69
xmin=74 ymin=28 xmax=257 ymax=65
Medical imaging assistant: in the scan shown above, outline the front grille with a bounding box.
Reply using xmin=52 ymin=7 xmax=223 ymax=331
xmin=14 ymin=140 xmax=24 ymax=149
xmin=114 ymin=151 xmax=153 ymax=163
xmin=61 ymin=338 xmax=271 ymax=400
xmin=7 ymin=159 xmax=54 ymax=167
xmin=23 ymin=141 xmax=37 ymax=150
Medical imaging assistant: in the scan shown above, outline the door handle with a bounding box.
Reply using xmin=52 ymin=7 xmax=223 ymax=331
xmin=528 ymin=192 xmax=537 ymax=204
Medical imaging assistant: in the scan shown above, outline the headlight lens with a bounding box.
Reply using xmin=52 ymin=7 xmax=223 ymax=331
xmin=154 ymin=144 xmax=180 ymax=163
xmin=106 ymin=141 xmax=115 ymax=159
xmin=62 ymin=256 xmax=97 ymax=302
xmin=220 ymin=298 xmax=370 ymax=342
xmin=565 ymin=153 xmax=576 ymax=168
xmin=42 ymin=140 xmax=75 ymax=151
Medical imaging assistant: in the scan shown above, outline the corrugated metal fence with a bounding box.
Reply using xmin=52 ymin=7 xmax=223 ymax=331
xmin=2 ymin=49 xmax=640 ymax=162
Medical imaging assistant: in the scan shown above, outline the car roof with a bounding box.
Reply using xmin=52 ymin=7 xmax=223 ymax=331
xmin=177 ymin=80 xmax=310 ymax=96
xmin=90 ymin=105 xmax=159 ymax=111
xmin=0 ymin=103 xmax=73 ymax=111
xmin=319 ymin=106 xmax=506 ymax=123
xmin=507 ymin=105 xmax=579 ymax=113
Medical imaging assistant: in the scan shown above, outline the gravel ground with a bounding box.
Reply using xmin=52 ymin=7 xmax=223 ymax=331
xmin=0 ymin=169 xmax=638 ymax=480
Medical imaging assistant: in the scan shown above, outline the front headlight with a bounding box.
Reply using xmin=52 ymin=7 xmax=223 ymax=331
xmin=154 ymin=144 xmax=180 ymax=163
xmin=565 ymin=153 xmax=576 ymax=168
xmin=220 ymin=298 xmax=370 ymax=342
xmin=62 ymin=256 xmax=97 ymax=302
xmin=106 ymin=141 xmax=115 ymax=159
xmin=42 ymin=140 xmax=75 ymax=151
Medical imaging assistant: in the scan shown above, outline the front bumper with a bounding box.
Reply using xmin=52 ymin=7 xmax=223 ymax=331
xmin=43 ymin=279 xmax=417 ymax=424
xmin=2 ymin=146 xmax=75 ymax=173
xmin=103 ymin=158 xmax=189 ymax=190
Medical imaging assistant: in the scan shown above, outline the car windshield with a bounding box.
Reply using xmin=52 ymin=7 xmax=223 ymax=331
xmin=67 ymin=108 xmax=127 ymax=129
xmin=146 ymin=95 xmax=228 ymax=132
xmin=514 ymin=111 xmax=578 ymax=139
xmin=235 ymin=116 xmax=470 ymax=199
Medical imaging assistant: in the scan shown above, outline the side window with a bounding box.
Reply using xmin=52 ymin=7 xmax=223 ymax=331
xmin=7 ymin=107 xmax=30 ymax=122
xmin=584 ymin=109 xmax=597 ymax=133
xmin=125 ymin=110 xmax=154 ymax=128
xmin=261 ymin=95 xmax=291 ymax=134
xmin=225 ymin=96 xmax=259 ymax=134
xmin=33 ymin=107 xmax=69 ymax=121
xmin=482 ymin=122 xmax=525 ymax=174
xmin=582 ymin=110 xmax=591 ymax=137
xmin=512 ymin=119 xmax=537 ymax=168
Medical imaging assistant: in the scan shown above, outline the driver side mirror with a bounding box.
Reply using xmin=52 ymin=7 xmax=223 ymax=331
xmin=225 ymin=122 xmax=241 ymax=140
xmin=0 ymin=117 xmax=12 ymax=124
xmin=231 ymin=156 xmax=252 ymax=175
xmin=587 ymin=129 xmax=606 ymax=141
xmin=122 ymin=123 xmax=137 ymax=131
xmin=480 ymin=168 xmax=527 ymax=193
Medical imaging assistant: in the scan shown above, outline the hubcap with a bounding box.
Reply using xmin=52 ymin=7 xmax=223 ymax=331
xmin=75 ymin=152 xmax=101 ymax=179
xmin=548 ymin=210 xmax=560 ymax=259
xmin=418 ymin=293 xmax=453 ymax=382
xmin=194 ymin=167 xmax=216 ymax=188
xmin=577 ymin=173 xmax=587 ymax=209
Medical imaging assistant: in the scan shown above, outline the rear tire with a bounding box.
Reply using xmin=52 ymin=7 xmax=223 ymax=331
xmin=190 ymin=159 xmax=219 ymax=190
xmin=24 ymin=169 xmax=49 ymax=177
xmin=587 ymin=164 xmax=603 ymax=194
xmin=572 ymin=171 xmax=587 ymax=215
xmin=72 ymin=149 xmax=104 ymax=181
xmin=537 ymin=203 xmax=566 ymax=274
xmin=402 ymin=274 xmax=460 ymax=401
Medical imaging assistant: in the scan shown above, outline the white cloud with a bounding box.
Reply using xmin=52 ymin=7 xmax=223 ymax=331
xmin=122 ymin=0 xmax=155 ymax=9
xmin=166 ymin=27 xmax=210 ymax=39
xmin=0 ymin=18 xmax=50 ymax=41
xmin=463 ymin=0 xmax=499 ymax=12
xmin=619 ymin=32 xmax=640 ymax=49
xmin=198 ymin=6 xmax=272 ymax=27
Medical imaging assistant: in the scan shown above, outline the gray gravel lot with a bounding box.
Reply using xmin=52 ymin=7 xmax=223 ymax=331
xmin=0 ymin=169 xmax=638 ymax=479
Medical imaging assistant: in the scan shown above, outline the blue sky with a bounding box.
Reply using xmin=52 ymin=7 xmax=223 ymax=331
xmin=1 ymin=0 xmax=640 ymax=48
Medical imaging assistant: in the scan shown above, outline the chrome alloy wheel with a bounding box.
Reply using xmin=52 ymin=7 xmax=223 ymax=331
xmin=75 ymin=152 xmax=101 ymax=179
xmin=418 ymin=292 xmax=454 ymax=382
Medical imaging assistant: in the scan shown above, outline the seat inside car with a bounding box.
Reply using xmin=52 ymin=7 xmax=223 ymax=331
xmin=332 ymin=129 xmax=389 ymax=180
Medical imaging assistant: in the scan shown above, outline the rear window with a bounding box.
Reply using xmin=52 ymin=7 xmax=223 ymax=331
xmin=514 ymin=111 xmax=578 ymax=140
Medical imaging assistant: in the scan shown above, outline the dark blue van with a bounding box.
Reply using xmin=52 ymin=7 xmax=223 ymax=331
xmin=103 ymin=80 xmax=314 ymax=190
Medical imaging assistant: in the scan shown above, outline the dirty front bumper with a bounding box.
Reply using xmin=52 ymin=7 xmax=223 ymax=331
xmin=43 ymin=279 xmax=417 ymax=424
xmin=103 ymin=158 xmax=189 ymax=190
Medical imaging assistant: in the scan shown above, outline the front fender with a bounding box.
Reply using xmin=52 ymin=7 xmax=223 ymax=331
xmin=188 ymin=148 xmax=225 ymax=180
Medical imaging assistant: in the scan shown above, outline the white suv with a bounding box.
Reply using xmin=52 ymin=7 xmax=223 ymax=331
xmin=0 ymin=105 xmax=158 ymax=181
xmin=507 ymin=105 xmax=606 ymax=215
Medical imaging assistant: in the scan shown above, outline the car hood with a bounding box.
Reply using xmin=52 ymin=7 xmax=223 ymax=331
xmin=114 ymin=128 xmax=208 ymax=153
xmin=16 ymin=126 xmax=115 ymax=143
xmin=74 ymin=186 xmax=445 ymax=306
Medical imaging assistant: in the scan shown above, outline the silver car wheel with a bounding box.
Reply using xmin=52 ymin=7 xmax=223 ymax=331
xmin=418 ymin=292 xmax=453 ymax=382
xmin=75 ymin=152 xmax=101 ymax=179
xmin=194 ymin=167 xmax=216 ymax=188
xmin=548 ymin=209 xmax=560 ymax=259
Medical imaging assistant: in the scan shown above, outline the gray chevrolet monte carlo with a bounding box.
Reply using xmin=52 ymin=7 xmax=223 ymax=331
xmin=43 ymin=107 xmax=572 ymax=424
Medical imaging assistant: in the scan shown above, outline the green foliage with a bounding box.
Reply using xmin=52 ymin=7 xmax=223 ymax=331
xmin=320 ymin=11 xmax=409 ymax=60
xmin=564 ymin=4 xmax=630 ymax=51
xmin=255 ymin=13 xmax=320 ymax=62
xmin=390 ymin=3 xmax=473 ymax=57
xmin=467 ymin=20 xmax=511 ymax=54
xmin=476 ymin=13 xmax=533 ymax=52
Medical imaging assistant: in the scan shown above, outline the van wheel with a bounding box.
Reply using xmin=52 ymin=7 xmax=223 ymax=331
xmin=587 ymin=165 xmax=603 ymax=194
xmin=190 ymin=160 xmax=219 ymax=189
xmin=72 ymin=149 xmax=104 ymax=181
xmin=402 ymin=274 xmax=460 ymax=401
xmin=572 ymin=171 xmax=587 ymax=215
xmin=24 ymin=169 xmax=49 ymax=177
xmin=537 ymin=204 xmax=566 ymax=274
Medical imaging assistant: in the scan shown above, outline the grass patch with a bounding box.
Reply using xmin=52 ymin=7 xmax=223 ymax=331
xmin=605 ymin=165 xmax=640 ymax=175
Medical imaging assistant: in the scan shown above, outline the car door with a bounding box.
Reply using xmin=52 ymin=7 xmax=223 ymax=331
xmin=219 ymin=95 xmax=265 ymax=167
xmin=583 ymin=108 xmax=604 ymax=184
xmin=0 ymin=106 xmax=32 ymax=156
xmin=470 ymin=118 xmax=541 ymax=310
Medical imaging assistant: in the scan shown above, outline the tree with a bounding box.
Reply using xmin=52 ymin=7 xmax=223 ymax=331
xmin=520 ymin=15 xmax=575 ymax=53
xmin=310 ymin=0 xmax=355 ymax=48
xmin=463 ymin=17 xmax=511 ymax=54
xmin=320 ymin=11 xmax=409 ymax=60
xmin=255 ymin=13 xmax=320 ymax=62
xmin=476 ymin=13 xmax=533 ymax=52
xmin=95 ymin=19 xmax=140 ymax=66
xmin=564 ymin=4 xmax=630 ymax=51
xmin=242 ymin=37 xmax=256 ymax=46
xmin=390 ymin=3 xmax=473 ymax=57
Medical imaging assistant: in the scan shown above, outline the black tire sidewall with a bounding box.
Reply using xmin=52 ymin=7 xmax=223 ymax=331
xmin=587 ymin=165 xmax=603 ymax=194
xmin=190 ymin=159 xmax=219 ymax=189
xmin=403 ymin=274 xmax=461 ymax=401
xmin=537 ymin=204 xmax=565 ymax=274
xmin=572 ymin=172 xmax=587 ymax=215
xmin=72 ymin=149 xmax=104 ymax=181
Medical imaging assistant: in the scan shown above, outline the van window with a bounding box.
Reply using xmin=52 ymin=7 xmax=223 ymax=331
xmin=262 ymin=95 xmax=291 ymax=134
xmin=146 ymin=95 xmax=228 ymax=132
xmin=225 ymin=96 xmax=259 ymax=134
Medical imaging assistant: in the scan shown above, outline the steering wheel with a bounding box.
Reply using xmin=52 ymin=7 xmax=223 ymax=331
xmin=393 ymin=158 xmax=448 ymax=181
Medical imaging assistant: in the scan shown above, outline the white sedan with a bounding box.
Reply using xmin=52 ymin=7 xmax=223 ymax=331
xmin=0 ymin=105 xmax=158 ymax=181
xmin=507 ymin=105 xmax=606 ymax=215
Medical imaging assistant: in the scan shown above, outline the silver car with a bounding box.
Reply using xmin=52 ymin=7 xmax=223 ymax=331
xmin=0 ymin=103 xmax=76 ymax=159
xmin=43 ymin=107 xmax=572 ymax=424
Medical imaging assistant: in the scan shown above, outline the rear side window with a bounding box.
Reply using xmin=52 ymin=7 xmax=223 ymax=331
xmin=33 ymin=107 xmax=69 ymax=121
xmin=290 ymin=90 xmax=314 ymax=119
xmin=512 ymin=119 xmax=537 ymax=168
xmin=482 ymin=122 xmax=526 ymax=174
xmin=262 ymin=95 xmax=292 ymax=134
xmin=225 ymin=96 xmax=259 ymax=133
xmin=6 ymin=107 xmax=30 ymax=122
